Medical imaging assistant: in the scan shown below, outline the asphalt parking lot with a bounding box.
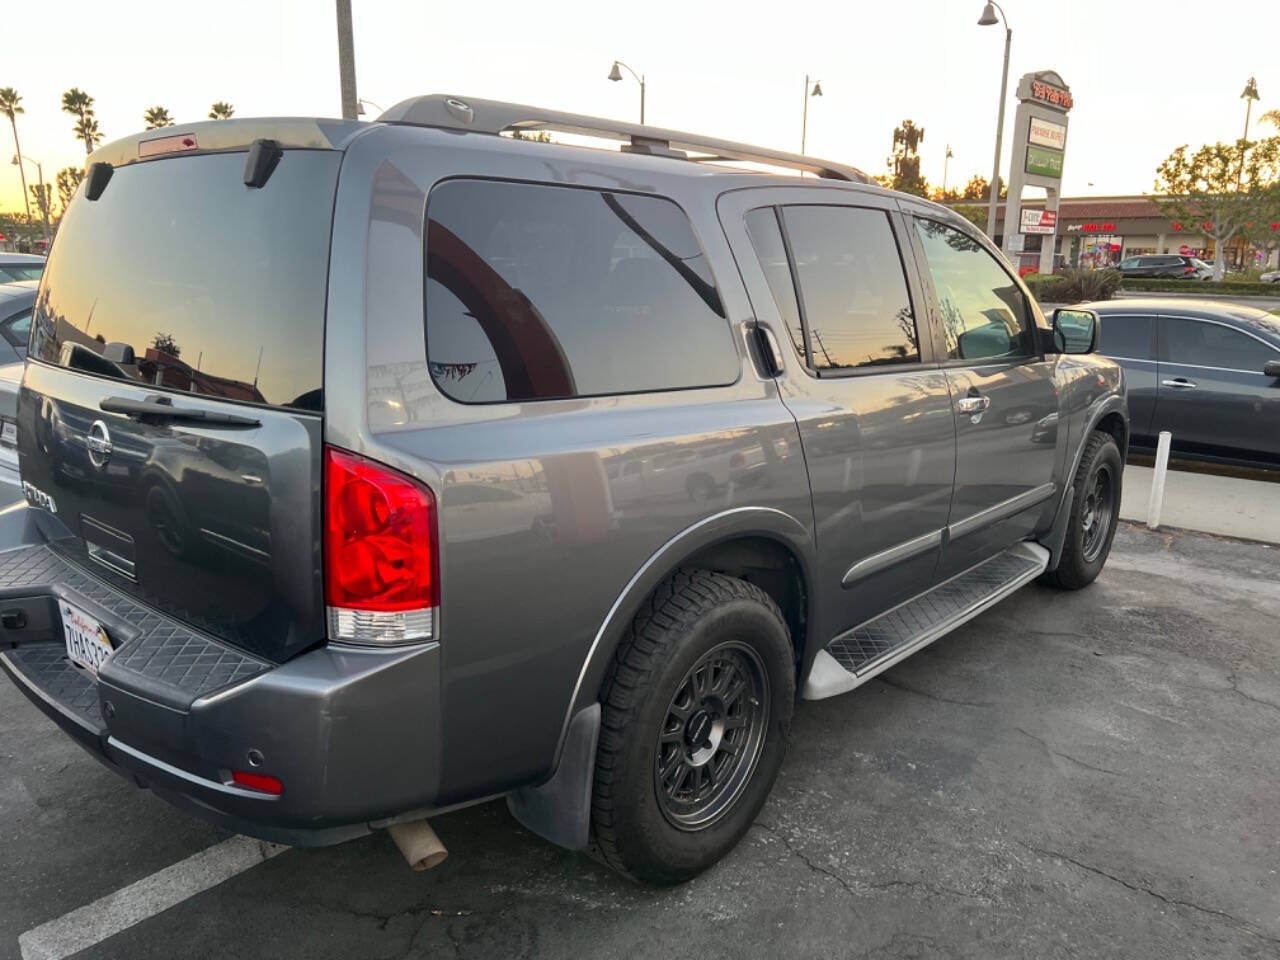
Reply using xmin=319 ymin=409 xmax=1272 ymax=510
xmin=2 ymin=522 xmax=1278 ymax=960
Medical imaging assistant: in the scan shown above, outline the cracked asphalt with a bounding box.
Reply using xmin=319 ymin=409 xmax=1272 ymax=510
xmin=2 ymin=522 xmax=1278 ymax=959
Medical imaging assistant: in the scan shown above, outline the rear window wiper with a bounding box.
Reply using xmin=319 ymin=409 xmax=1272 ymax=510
xmin=99 ymin=396 xmax=261 ymax=427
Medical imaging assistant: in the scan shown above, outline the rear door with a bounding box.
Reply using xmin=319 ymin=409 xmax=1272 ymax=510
xmin=1096 ymin=311 xmax=1157 ymax=441
xmin=719 ymin=187 xmax=956 ymax=633
xmin=1154 ymin=314 xmax=1280 ymax=464
xmin=905 ymin=212 xmax=1060 ymax=576
xmin=18 ymin=148 xmax=339 ymax=662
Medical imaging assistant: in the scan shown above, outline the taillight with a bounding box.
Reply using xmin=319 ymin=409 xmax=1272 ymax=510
xmin=1184 ymin=264 xmax=1193 ymax=274
xmin=324 ymin=446 xmax=438 ymax=645
xmin=231 ymin=770 xmax=284 ymax=796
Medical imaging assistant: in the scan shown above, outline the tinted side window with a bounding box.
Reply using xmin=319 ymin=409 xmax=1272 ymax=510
xmin=779 ymin=206 xmax=918 ymax=370
xmin=913 ymin=219 xmax=1034 ymax=362
xmin=2 ymin=308 xmax=32 ymax=348
xmin=425 ymin=180 xmax=734 ymax=403
xmin=1163 ymin=318 xmax=1278 ymax=370
xmin=744 ymin=207 xmax=806 ymax=360
xmin=1099 ymin=314 xmax=1154 ymax=360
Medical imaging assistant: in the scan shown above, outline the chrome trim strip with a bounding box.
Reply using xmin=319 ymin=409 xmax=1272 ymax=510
xmin=108 ymin=737 xmax=278 ymax=802
xmin=199 ymin=528 xmax=271 ymax=561
xmin=86 ymin=542 xmax=136 ymax=580
xmin=947 ymin=481 xmax=1056 ymax=541
xmin=841 ymin=528 xmax=943 ymax=587
xmin=804 ymin=542 xmax=1050 ymax=700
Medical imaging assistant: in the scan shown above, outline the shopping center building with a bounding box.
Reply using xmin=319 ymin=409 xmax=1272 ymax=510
xmin=985 ymin=196 xmax=1279 ymax=272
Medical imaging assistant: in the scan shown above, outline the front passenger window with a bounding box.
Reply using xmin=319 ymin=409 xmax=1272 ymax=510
xmin=913 ymin=219 xmax=1034 ymax=362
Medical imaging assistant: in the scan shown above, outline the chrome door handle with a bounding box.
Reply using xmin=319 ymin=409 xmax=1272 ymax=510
xmin=956 ymin=395 xmax=990 ymax=414
xmin=1161 ymin=378 xmax=1197 ymax=389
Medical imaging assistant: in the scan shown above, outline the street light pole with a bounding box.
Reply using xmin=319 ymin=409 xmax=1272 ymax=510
xmin=335 ymin=0 xmax=358 ymax=121
xmin=12 ymin=154 xmax=48 ymax=245
xmin=608 ymin=61 xmax=645 ymax=124
xmin=943 ymin=144 xmax=954 ymax=194
xmin=979 ymin=1 xmax=1011 ymax=240
xmin=801 ymin=75 xmax=823 ymax=154
xmin=1238 ymin=76 xmax=1260 ymax=191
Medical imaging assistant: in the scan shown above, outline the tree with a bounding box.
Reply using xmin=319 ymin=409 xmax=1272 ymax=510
xmin=0 ymin=88 xmax=31 ymax=224
xmin=56 ymin=167 xmax=85 ymax=214
xmin=1154 ymin=137 xmax=1280 ymax=280
xmin=143 ymin=106 xmax=174 ymax=130
xmin=151 ymin=332 xmax=181 ymax=357
xmin=62 ymin=88 xmax=102 ymax=155
xmin=29 ymin=183 xmax=53 ymax=230
xmin=1261 ymin=109 xmax=1280 ymax=131
xmin=959 ymin=174 xmax=1006 ymax=201
xmin=208 ymin=101 xmax=234 ymax=120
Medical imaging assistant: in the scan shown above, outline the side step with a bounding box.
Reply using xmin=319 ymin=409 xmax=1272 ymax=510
xmin=802 ymin=542 xmax=1049 ymax=700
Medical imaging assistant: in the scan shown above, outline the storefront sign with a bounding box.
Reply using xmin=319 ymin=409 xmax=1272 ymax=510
xmin=1028 ymin=117 xmax=1066 ymax=150
xmin=1021 ymin=209 xmax=1057 ymax=235
xmin=1025 ymin=145 xmax=1064 ymax=179
xmin=1030 ymin=79 xmax=1073 ymax=111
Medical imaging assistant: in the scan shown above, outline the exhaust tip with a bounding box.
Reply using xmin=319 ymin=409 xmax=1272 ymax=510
xmin=387 ymin=819 xmax=448 ymax=871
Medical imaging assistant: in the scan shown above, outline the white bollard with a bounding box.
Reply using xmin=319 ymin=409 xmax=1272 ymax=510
xmin=1146 ymin=431 xmax=1172 ymax=530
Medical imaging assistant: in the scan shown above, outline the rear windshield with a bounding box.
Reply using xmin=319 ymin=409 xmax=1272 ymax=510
xmin=32 ymin=150 xmax=340 ymax=410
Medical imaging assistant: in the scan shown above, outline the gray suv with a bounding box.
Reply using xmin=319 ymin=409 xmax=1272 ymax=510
xmin=0 ymin=96 xmax=1127 ymax=885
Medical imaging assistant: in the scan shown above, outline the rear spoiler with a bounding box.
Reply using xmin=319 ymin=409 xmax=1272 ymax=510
xmin=86 ymin=117 xmax=368 ymax=171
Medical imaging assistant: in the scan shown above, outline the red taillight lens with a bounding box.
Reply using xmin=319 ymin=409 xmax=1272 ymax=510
xmin=231 ymin=770 xmax=283 ymax=795
xmin=1184 ymin=265 xmax=1193 ymax=274
xmin=324 ymin=447 xmax=438 ymax=642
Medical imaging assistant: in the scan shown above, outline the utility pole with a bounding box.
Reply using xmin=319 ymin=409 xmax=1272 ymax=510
xmin=336 ymin=0 xmax=358 ymax=121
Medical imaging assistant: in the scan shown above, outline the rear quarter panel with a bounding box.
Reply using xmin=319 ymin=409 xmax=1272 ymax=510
xmin=323 ymin=126 xmax=815 ymax=804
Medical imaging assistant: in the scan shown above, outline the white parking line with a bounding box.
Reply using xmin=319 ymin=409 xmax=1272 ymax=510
xmin=18 ymin=836 xmax=288 ymax=960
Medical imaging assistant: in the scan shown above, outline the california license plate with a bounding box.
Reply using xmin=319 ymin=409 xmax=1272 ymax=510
xmin=61 ymin=602 xmax=112 ymax=674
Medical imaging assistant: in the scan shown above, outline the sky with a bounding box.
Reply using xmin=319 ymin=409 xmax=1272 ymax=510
xmin=3 ymin=0 xmax=1279 ymax=213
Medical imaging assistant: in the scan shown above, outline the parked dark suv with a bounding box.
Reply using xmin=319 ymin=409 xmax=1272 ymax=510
xmin=0 ymin=97 xmax=1127 ymax=885
xmin=1116 ymin=254 xmax=1211 ymax=280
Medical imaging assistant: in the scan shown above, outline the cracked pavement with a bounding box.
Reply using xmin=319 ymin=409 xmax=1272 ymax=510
xmin=1 ymin=522 xmax=1278 ymax=959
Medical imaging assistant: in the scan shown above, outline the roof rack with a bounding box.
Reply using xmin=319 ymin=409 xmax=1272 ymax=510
xmin=377 ymin=94 xmax=871 ymax=183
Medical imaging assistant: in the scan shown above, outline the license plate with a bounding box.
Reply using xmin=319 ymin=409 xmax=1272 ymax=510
xmin=1 ymin=420 xmax=15 ymax=446
xmin=61 ymin=602 xmax=112 ymax=674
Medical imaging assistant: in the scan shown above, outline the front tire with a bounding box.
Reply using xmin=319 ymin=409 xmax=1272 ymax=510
xmin=1043 ymin=430 xmax=1122 ymax=589
xmin=591 ymin=569 xmax=794 ymax=885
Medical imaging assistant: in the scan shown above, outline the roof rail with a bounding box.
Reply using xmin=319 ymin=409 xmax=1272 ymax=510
xmin=377 ymin=94 xmax=871 ymax=183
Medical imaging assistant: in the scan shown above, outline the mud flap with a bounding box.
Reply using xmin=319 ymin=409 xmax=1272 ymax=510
xmin=506 ymin=703 xmax=600 ymax=851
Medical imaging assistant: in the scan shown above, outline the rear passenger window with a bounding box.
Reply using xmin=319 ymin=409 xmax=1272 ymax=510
xmin=1163 ymin=317 xmax=1278 ymax=370
xmin=425 ymin=180 xmax=735 ymax=403
xmin=778 ymin=206 xmax=919 ymax=370
xmin=744 ymin=208 xmax=806 ymax=359
xmin=1099 ymin=315 xmax=1154 ymax=359
xmin=913 ymin=218 xmax=1034 ymax=362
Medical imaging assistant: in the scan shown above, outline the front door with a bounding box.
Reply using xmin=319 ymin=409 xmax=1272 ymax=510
xmin=1155 ymin=313 xmax=1280 ymax=464
xmin=719 ymin=188 xmax=956 ymax=640
xmin=905 ymin=213 xmax=1061 ymax=576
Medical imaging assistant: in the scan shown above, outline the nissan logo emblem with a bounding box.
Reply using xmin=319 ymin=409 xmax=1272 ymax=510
xmin=86 ymin=419 xmax=113 ymax=470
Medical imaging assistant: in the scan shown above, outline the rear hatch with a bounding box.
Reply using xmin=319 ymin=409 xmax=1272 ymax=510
xmin=17 ymin=141 xmax=341 ymax=663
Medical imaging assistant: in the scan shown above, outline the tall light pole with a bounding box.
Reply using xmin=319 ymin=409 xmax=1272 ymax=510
xmin=978 ymin=1 xmax=1011 ymax=240
xmin=942 ymin=144 xmax=954 ymax=194
xmin=608 ymin=61 xmax=645 ymax=124
xmin=12 ymin=154 xmax=48 ymax=244
xmin=1237 ymin=76 xmax=1260 ymax=193
xmin=335 ymin=0 xmax=358 ymax=120
xmin=801 ymin=75 xmax=823 ymax=154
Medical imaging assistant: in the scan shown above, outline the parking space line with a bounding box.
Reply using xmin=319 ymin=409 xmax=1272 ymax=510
xmin=18 ymin=836 xmax=288 ymax=960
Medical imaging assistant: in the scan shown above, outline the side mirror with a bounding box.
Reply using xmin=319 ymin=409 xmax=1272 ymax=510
xmin=1264 ymin=360 xmax=1280 ymax=379
xmin=1052 ymin=308 xmax=1099 ymax=355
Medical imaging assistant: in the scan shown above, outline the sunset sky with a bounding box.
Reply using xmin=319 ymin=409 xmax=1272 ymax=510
xmin=3 ymin=0 xmax=1279 ymax=213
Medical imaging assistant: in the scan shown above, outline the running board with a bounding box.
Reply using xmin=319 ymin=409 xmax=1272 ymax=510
xmin=802 ymin=542 xmax=1050 ymax=700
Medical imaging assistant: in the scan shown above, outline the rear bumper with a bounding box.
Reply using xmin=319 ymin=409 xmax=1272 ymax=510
xmin=0 ymin=507 xmax=443 ymax=846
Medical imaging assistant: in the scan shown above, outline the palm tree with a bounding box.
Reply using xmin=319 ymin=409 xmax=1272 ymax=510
xmin=61 ymin=88 xmax=102 ymax=155
xmin=0 ymin=87 xmax=31 ymax=223
xmin=208 ymin=101 xmax=234 ymax=120
xmin=1261 ymin=109 xmax=1280 ymax=131
xmin=74 ymin=116 xmax=103 ymax=154
xmin=143 ymin=106 xmax=174 ymax=130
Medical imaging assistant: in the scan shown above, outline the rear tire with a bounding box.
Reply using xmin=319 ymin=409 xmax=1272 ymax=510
xmin=1042 ymin=430 xmax=1122 ymax=589
xmin=591 ymin=569 xmax=794 ymax=885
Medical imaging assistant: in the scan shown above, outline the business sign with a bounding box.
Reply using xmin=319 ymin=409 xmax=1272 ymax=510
xmin=1029 ymin=79 xmax=1073 ymax=112
xmin=1025 ymin=144 xmax=1064 ymax=179
xmin=1021 ymin=209 xmax=1057 ymax=235
xmin=1028 ymin=116 xmax=1066 ymax=150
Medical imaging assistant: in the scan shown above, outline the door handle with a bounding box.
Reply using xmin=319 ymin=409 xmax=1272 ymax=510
xmin=956 ymin=395 xmax=990 ymax=414
xmin=1161 ymin=378 xmax=1197 ymax=389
